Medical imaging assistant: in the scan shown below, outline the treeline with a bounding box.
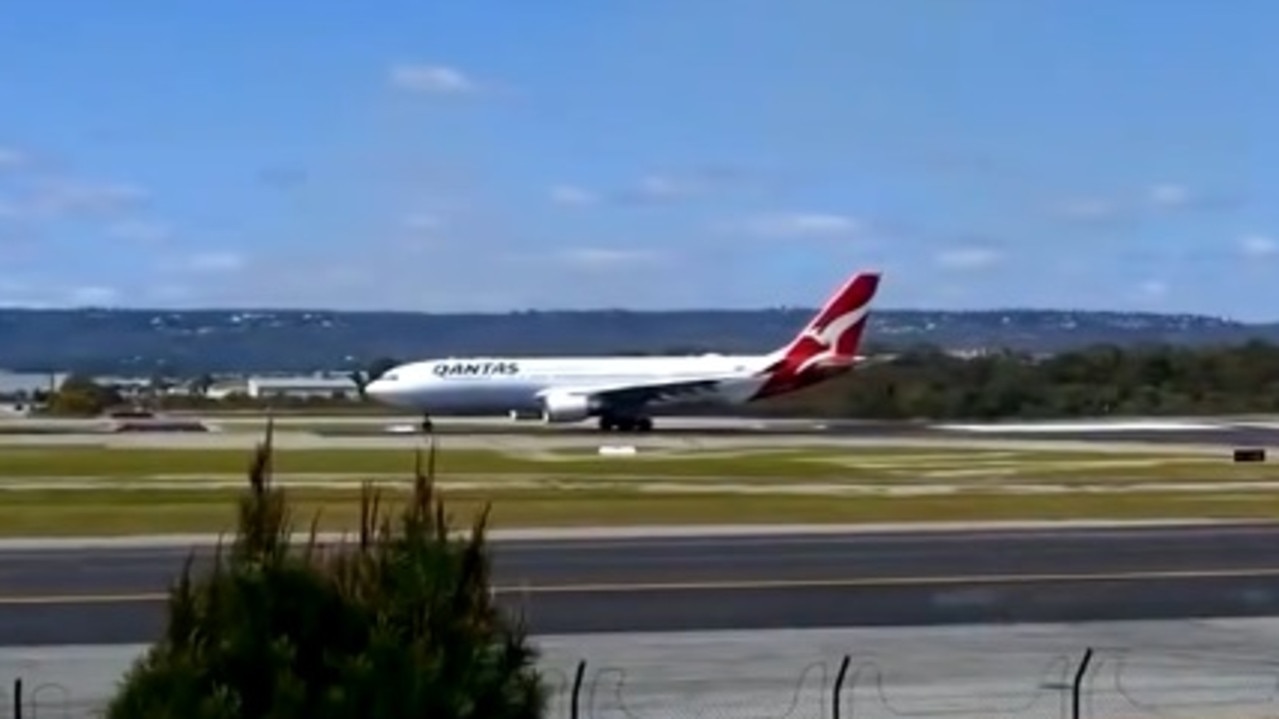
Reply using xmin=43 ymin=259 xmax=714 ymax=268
xmin=1 ymin=307 xmax=1270 ymax=375
xmin=45 ymin=341 xmax=1279 ymax=421
xmin=752 ymin=340 xmax=1279 ymax=420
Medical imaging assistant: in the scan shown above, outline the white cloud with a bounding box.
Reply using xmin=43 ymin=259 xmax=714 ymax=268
xmin=605 ymin=167 xmax=762 ymax=206
xmin=1053 ymin=197 xmax=1121 ymax=223
xmin=555 ymin=247 xmax=663 ymax=269
xmin=389 ymin=64 xmax=479 ymax=94
xmin=631 ymin=175 xmax=696 ymax=201
xmin=25 ymin=179 xmax=147 ymax=219
xmin=68 ymin=285 xmax=119 ymax=306
xmin=934 ymin=246 xmax=1003 ymax=270
xmin=737 ymin=212 xmax=862 ymax=238
xmin=403 ymin=213 xmax=443 ymax=231
xmin=185 ymin=251 xmax=246 ymax=273
xmin=0 ymin=147 xmax=25 ymax=169
xmin=0 ymin=279 xmax=30 ymax=295
xmin=1053 ymin=183 xmax=1232 ymax=226
xmin=158 ymin=251 xmax=246 ymax=274
xmin=146 ymin=284 xmax=193 ymax=302
xmin=1137 ymin=279 xmax=1167 ymax=298
xmin=610 ymin=174 xmax=706 ymax=204
xmin=549 ymin=184 xmax=596 ymax=207
xmin=108 ymin=220 xmax=171 ymax=243
xmin=1148 ymin=183 xmax=1191 ymax=208
xmin=1240 ymin=234 xmax=1278 ymax=257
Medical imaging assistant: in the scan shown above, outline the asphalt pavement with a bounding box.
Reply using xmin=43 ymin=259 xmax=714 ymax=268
xmin=313 ymin=417 xmax=1279 ymax=446
xmin=11 ymin=411 xmax=1279 ymax=448
xmin=8 ymin=522 xmax=1279 ymax=645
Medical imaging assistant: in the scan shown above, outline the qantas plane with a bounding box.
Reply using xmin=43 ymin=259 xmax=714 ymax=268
xmin=362 ymin=270 xmax=882 ymax=432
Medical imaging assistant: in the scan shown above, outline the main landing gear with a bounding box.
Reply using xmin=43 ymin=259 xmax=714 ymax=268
xmin=597 ymin=414 xmax=654 ymax=432
xmin=420 ymin=414 xmax=434 ymax=434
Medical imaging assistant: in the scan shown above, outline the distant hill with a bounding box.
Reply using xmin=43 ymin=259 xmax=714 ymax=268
xmin=0 ymin=307 xmax=1274 ymax=374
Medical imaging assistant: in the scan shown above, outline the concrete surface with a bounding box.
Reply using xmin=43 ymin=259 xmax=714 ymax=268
xmin=0 ymin=518 xmax=1236 ymax=550
xmin=6 ymin=619 xmax=1279 ymax=718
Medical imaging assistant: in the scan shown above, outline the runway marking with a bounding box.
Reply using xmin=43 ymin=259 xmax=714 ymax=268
xmin=495 ymin=566 xmax=1279 ymax=594
xmin=9 ymin=565 xmax=1279 ymax=605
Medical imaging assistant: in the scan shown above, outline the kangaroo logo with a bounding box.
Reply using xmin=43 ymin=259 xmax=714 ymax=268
xmin=791 ymin=303 xmax=870 ymax=374
xmin=748 ymin=270 xmax=880 ymax=401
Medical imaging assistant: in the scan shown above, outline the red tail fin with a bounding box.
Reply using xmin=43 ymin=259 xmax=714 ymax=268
xmin=786 ymin=271 xmax=880 ymax=361
xmin=752 ymin=271 xmax=881 ymax=399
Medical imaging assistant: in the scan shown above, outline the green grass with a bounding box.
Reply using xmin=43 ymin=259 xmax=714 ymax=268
xmin=0 ymin=443 xmax=1276 ymax=535
xmin=0 ymin=445 xmax=1265 ymax=481
xmin=0 ymin=446 xmax=849 ymax=477
xmin=0 ymin=486 xmax=1276 ymax=536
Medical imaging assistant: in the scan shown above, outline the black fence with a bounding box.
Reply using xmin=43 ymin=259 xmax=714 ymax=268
xmin=9 ymin=645 xmax=1279 ymax=718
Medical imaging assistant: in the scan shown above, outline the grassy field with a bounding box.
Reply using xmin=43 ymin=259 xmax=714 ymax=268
xmin=0 ymin=443 xmax=1275 ymax=535
xmin=0 ymin=486 xmax=1274 ymax=535
xmin=0 ymin=445 xmax=1265 ymax=480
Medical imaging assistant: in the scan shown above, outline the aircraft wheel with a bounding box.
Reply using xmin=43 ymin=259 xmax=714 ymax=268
xmin=635 ymin=417 xmax=654 ymax=432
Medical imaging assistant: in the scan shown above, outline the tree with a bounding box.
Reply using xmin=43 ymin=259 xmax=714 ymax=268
xmin=104 ymin=421 xmax=548 ymax=718
xmin=367 ymin=356 xmax=401 ymax=381
xmin=46 ymin=373 xmax=122 ymax=416
xmin=734 ymin=339 xmax=1279 ymax=420
xmin=191 ymin=373 xmax=215 ymax=395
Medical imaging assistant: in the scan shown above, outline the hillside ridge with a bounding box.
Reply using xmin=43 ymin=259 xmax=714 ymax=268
xmin=1 ymin=307 xmax=1270 ymax=373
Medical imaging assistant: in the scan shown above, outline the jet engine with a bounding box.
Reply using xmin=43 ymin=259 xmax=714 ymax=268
xmin=540 ymin=392 xmax=593 ymax=423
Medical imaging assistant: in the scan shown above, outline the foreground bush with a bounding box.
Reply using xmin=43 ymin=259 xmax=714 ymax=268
xmin=105 ymin=421 xmax=547 ymax=718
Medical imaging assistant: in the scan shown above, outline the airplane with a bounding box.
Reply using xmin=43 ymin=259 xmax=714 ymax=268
xmin=360 ymin=269 xmax=882 ymax=432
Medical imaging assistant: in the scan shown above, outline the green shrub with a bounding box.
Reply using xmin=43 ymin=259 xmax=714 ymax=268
xmin=105 ymin=420 xmax=548 ymax=718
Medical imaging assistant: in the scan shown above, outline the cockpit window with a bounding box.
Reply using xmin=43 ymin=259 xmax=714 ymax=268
xmin=383 ymin=373 xmax=399 ymax=382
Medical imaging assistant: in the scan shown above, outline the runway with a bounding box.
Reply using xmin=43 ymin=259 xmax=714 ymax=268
xmin=5 ymin=413 xmax=1279 ymax=454
xmin=220 ymin=412 xmax=1279 ymax=447
xmin=8 ymin=522 xmax=1279 ymax=646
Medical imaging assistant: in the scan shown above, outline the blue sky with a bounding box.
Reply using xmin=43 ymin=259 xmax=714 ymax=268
xmin=0 ymin=1 xmax=1276 ymax=319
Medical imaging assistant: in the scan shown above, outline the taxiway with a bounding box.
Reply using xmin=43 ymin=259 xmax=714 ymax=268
xmin=179 ymin=412 xmax=1279 ymax=447
xmin=6 ymin=522 xmax=1279 ymax=646
xmin=4 ymin=413 xmax=1279 ymax=454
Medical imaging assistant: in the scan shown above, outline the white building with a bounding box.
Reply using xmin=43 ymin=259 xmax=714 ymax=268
xmin=0 ymin=370 xmax=67 ymax=399
xmin=91 ymin=375 xmax=155 ymax=399
xmin=204 ymin=380 xmax=250 ymax=400
xmin=246 ymin=375 xmax=359 ymax=400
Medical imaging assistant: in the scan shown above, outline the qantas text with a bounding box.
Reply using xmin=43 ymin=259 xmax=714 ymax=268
xmin=432 ymin=361 xmax=520 ymax=377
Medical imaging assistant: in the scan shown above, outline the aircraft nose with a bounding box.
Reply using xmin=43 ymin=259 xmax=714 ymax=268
xmin=364 ymin=379 xmax=391 ymax=398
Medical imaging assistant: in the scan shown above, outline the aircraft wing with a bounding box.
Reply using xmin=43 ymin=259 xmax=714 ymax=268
xmin=538 ymin=377 xmax=726 ymax=409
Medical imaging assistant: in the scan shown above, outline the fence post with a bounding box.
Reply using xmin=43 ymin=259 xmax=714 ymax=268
xmin=1071 ymin=648 xmax=1094 ymax=719
xmin=12 ymin=678 xmax=20 ymax=719
xmin=569 ymin=660 xmax=586 ymax=719
xmin=832 ymin=655 xmax=851 ymax=719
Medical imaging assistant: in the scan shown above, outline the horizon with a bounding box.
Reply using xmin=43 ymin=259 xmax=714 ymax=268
xmin=2 ymin=2 xmax=1275 ymax=318
xmin=0 ymin=303 xmax=1250 ymax=323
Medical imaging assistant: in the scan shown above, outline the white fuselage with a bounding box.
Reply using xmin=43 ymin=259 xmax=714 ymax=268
xmin=362 ymin=269 xmax=881 ymax=429
xmin=364 ymin=353 xmax=777 ymax=415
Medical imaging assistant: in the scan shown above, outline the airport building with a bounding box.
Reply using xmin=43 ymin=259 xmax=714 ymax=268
xmin=91 ymin=375 xmax=157 ymax=399
xmin=203 ymin=380 xmax=250 ymax=399
xmin=245 ymin=375 xmax=359 ymax=400
xmin=0 ymin=370 xmax=67 ymax=415
xmin=0 ymin=370 xmax=67 ymax=400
